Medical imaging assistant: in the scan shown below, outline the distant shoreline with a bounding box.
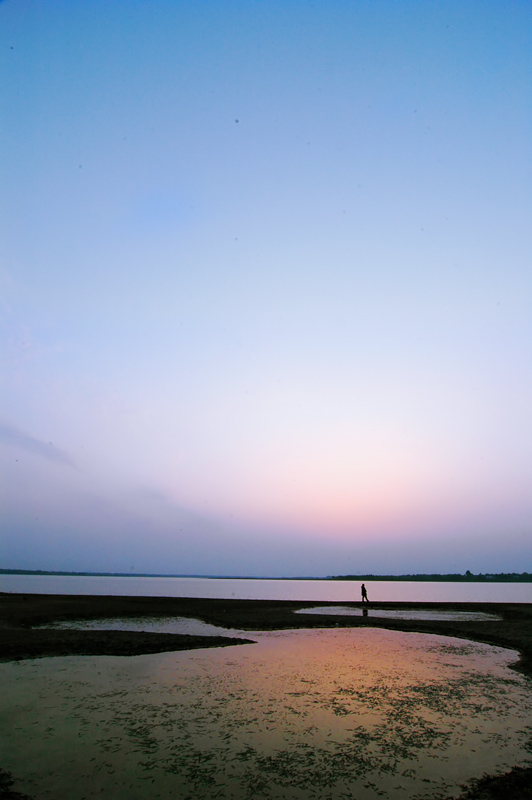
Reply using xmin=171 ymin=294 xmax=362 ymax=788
xmin=1 ymin=568 xmax=531 ymax=583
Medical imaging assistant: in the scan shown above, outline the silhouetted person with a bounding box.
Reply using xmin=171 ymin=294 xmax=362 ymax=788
xmin=361 ymin=583 xmax=369 ymax=603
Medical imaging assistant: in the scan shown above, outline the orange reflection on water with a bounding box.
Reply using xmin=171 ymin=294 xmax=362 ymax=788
xmin=1 ymin=628 xmax=531 ymax=799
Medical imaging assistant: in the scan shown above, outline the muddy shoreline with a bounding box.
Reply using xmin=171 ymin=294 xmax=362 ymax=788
xmin=2 ymin=593 xmax=532 ymax=673
xmin=1 ymin=593 xmax=532 ymax=799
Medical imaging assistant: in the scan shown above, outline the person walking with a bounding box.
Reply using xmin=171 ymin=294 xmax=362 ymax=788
xmin=361 ymin=583 xmax=369 ymax=603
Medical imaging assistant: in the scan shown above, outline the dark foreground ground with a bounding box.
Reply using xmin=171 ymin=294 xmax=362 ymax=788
xmin=1 ymin=593 xmax=531 ymax=799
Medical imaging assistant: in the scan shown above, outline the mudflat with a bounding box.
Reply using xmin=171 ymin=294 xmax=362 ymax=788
xmin=1 ymin=592 xmax=532 ymax=675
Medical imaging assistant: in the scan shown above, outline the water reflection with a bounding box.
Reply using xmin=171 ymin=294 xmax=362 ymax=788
xmin=39 ymin=606 xmax=501 ymax=641
xmin=295 ymin=606 xmax=501 ymax=621
xmin=1 ymin=629 xmax=530 ymax=800
xmin=39 ymin=615 xmax=246 ymax=637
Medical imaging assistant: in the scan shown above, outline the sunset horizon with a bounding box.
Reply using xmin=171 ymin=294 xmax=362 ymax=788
xmin=1 ymin=1 xmax=531 ymax=579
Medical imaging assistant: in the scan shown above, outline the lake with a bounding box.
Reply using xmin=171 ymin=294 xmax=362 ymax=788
xmin=1 ymin=573 xmax=532 ymax=602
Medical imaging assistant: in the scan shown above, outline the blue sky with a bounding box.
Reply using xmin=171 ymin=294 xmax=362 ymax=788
xmin=1 ymin=0 xmax=531 ymax=576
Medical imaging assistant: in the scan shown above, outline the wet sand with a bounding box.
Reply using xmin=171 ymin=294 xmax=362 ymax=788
xmin=1 ymin=593 xmax=532 ymax=799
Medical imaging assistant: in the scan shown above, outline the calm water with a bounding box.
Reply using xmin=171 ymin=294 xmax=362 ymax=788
xmin=1 ymin=628 xmax=531 ymax=800
xmin=1 ymin=573 xmax=532 ymax=602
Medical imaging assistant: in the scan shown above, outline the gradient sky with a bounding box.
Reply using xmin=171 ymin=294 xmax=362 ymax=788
xmin=1 ymin=0 xmax=531 ymax=577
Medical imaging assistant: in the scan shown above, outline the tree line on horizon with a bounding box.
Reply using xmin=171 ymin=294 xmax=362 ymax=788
xmin=330 ymin=571 xmax=532 ymax=582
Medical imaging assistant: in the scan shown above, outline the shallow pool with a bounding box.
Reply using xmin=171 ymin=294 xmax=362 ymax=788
xmin=295 ymin=606 xmax=501 ymax=621
xmin=1 ymin=628 xmax=531 ymax=799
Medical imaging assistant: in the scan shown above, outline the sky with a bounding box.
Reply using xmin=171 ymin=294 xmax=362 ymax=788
xmin=1 ymin=0 xmax=531 ymax=577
